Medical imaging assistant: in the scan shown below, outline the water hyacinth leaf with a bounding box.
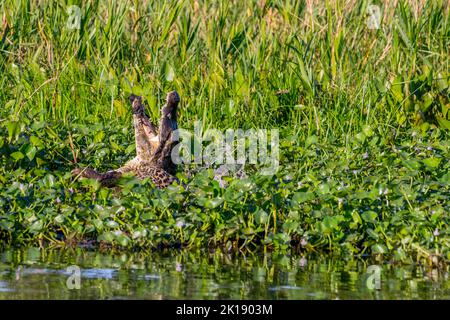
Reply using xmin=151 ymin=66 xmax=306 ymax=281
xmin=242 ymin=228 xmax=255 ymax=236
xmin=321 ymin=216 xmax=343 ymax=233
xmin=436 ymin=117 xmax=450 ymax=130
xmin=30 ymin=136 xmax=44 ymax=148
xmin=42 ymin=174 xmax=56 ymax=187
xmin=361 ymin=211 xmax=378 ymax=223
xmin=80 ymin=177 xmax=100 ymax=190
xmin=29 ymin=220 xmax=43 ymax=233
xmin=6 ymin=121 xmax=22 ymax=142
xmin=273 ymin=232 xmax=291 ymax=245
xmin=439 ymin=173 xmax=450 ymax=185
xmin=204 ymin=197 xmax=224 ymax=209
xmin=283 ymin=221 xmax=300 ymax=233
xmin=0 ymin=220 xmax=14 ymax=230
xmin=125 ymin=144 xmax=135 ymax=154
xmin=94 ymin=131 xmax=105 ymax=143
xmin=92 ymin=219 xmax=103 ymax=229
xmin=366 ymin=228 xmax=379 ymax=240
xmin=317 ymin=183 xmax=331 ymax=195
xmin=371 ymin=244 xmax=387 ymax=254
xmin=98 ymin=232 xmax=114 ymax=242
xmin=422 ymin=157 xmax=441 ymax=169
xmin=390 ymin=76 xmax=404 ymax=103
xmin=292 ymin=192 xmax=315 ymax=207
xmin=54 ymin=215 xmax=65 ymax=224
xmin=10 ymin=151 xmax=24 ymax=161
xmin=306 ymin=135 xmax=318 ymax=146
xmin=355 ymin=132 xmax=366 ymax=143
xmin=93 ymin=205 xmax=111 ymax=218
xmin=224 ymin=189 xmax=243 ymax=202
xmin=234 ymin=179 xmax=254 ymax=192
xmin=25 ymin=145 xmax=37 ymax=161
xmin=402 ymin=159 xmax=421 ymax=170
xmin=362 ymin=125 xmax=373 ymax=137
xmin=351 ymin=211 xmax=362 ymax=225
xmin=106 ymin=220 xmax=119 ymax=228
xmin=115 ymin=234 xmax=130 ymax=247
xmin=255 ymin=209 xmax=269 ymax=225
xmin=96 ymin=148 xmax=109 ymax=158
xmin=394 ymin=248 xmax=407 ymax=261
xmin=132 ymin=228 xmax=147 ymax=239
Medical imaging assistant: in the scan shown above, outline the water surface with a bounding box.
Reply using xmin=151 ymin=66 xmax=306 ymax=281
xmin=0 ymin=247 xmax=448 ymax=299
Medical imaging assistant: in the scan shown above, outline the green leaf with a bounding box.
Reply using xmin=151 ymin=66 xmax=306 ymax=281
xmin=422 ymin=157 xmax=441 ymax=169
xmin=30 ymin=136 xmax=44 ymax=148
xmin=402 ymin=159 xmax=421 ymax=170
xmin=292 ymin=192 xmax=315 ymax=206
xmin=204 ymin=197 xmax=224 ymax=209
xmin=6 ymin=121 xmax=21 ymax=142
xmin=94 ymin=131 xmax=105 ymax=143
xmin=25 ymin=145 xmax=37 ymax=161
xmin=54 ymin=215 xmax=65 ymax=224
xmin=29 ymin=220 xmax=43 ymax=233
xmin=306 ymin=135 xmax=318 ymax=146
xmin=98 ymin=231 xmax=114 ymax=242
xmin=165 ymin=65 xmax=175 ymax=82
xmin=361 ymin=211 xmax=378 ymax=223
xmin=255 ymin=209 xmax=269 ymax=225
xmin=321 ymin=216 xmax=343 ymax=232
xmin=366 ymin=228 xmax=379 ymax=240
xmin=116 ymin=234 xmax=130 ymax=247
xmin=317 ymin=183 xmax=331 ymax=195
xmin=390 ymin=76 xmax=404 ymax=103
xmin=106 ymin=220 xmax=119 ymax=228
xmin=10 ymin=151 xmax=24 ymax=161
xmin=437 ymin=117 xmax=450 ymax=130
xmin=439 ymin=172 xmax=450 ymax=185
xmin=371 ymin=244 xmax=387 ymax=254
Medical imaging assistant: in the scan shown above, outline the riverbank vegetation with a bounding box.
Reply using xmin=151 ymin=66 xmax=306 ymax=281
xmin=0 ymin=0 xmax=449 ymax=265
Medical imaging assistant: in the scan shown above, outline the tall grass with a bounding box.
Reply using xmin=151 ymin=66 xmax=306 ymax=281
xmin=0 ymin=1 xmax=449 ymax=256
xmin=0 ymin=0 xmax=449 ymax=138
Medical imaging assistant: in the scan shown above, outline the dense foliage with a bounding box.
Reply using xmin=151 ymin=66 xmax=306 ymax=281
xmin=0 ymin=0 xmax=449 ymax=264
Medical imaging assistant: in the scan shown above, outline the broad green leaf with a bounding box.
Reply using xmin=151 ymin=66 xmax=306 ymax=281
xmin=10 ymin=151 xmax=24 ymax=161
xmin=29 ymin=220 xmax=43 ymax=233
xmin=25 ymin=145 xmax=37 ymax=161
xmin=6 ymin=121 xmax=21 ymax=142
xmin=255 ymin=209 xmax=269 ymax=225
xmin=402 ymin=159 xmax=421 ymax=170
xmin=98 ymin=232 xmax=114 ymax=242
xmin=362 ymin=211 xmax=378 ymax=223
xmin=371 ymin=244 xmax=387 ymax=254
xmin=292 ymin=192 xmax=315 ymax=206
xmin=439 ymin=173 xmax=450 ymax=185
xmin=390 ymin=76 xmax=404 ymax=103
xmin=436 ymin=117 xmax=450 ymax=130
xmin=204 ymin=197 xmax=224 ymax=209
xmin=422 ymin=157 xmax=441 ymax=169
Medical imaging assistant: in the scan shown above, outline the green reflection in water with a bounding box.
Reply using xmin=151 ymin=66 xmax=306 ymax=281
xmin=0 ymin=247 xmax=448 ymax=300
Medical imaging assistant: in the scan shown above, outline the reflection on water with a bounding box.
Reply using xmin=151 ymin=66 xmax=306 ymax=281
xmin=0 ymin=247 xmax=448 ymax=299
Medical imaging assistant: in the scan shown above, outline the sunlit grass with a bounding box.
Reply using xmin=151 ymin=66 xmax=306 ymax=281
xmin=0 ymin=0 xmax=449 ymax=264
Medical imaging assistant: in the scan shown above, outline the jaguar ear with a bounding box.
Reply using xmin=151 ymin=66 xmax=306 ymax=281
xmin=129 ymin=94 xmax=142 ymax=104
xmin=166 ymin=90 xmax=180 ymax=104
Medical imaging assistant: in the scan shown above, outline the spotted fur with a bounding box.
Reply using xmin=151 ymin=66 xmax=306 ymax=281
xmin=72 ymin=91 xmax=180 ymax=189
